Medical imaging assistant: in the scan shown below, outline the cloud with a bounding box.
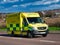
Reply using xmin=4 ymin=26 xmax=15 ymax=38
xmin=20 ymin=3 xmax=31 ymax=7
xmin=0 ymin=0 xmax=19 ymax=4
xmin=32 ymin=0 xmax=60 ymax=5
xmin=4 ymin=5 xmax=19 ymax=10
xmin=20 ymin=0 xmax=60 ymax=7
xmin=44 ymin=0 xmax=60 ymax=5
xmin=41 ymin=4 xmax=60 ymax=10
xmin=55 ymin=0 xmax=60 ymax=2
xmin=48 ymin=4 xmax=60 ymax=9
xmin=0 ymin=0 xmax=60 ymax=13
xmin=3 ymin=0 xmax=6 ymax=2
xmin=4 ymin=8 xmax=9 ymax=10
xmin=12 ymin=5 xmax=18 ymax=7
xmin=3 ymin=0 xmax=19 ymax=2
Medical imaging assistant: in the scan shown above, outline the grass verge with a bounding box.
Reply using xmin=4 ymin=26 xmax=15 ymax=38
xmin=49 ymin=27 xmax=60 ymax=31
xmin=0 ymin=27 xmax=6 ymax=31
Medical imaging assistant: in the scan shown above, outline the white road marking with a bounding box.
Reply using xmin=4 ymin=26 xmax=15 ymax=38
xmin=13 ymin=38 xmax=56 ymax=43
xmin=0 ymin=36 xmax=58 ymax=43
xmin=40 ymin=40 xmax=56 ymax=43
xmin=12 ymin=38 xmax=23 ymax=40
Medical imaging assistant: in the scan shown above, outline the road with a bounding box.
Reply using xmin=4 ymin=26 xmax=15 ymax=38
xmin=0 ymin=32 xmax=60 ymax=45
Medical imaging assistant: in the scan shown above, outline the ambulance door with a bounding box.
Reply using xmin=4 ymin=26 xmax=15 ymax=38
xmin=22 ymin=18 xmax=28 ymax=31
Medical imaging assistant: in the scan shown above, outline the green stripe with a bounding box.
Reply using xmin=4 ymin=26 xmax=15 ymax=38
xmin=7 ymin=24 xmax=20 ymax=31
xmin=7 ymin=24 xmax=10 ymax=27
xmin=13 ymin=24 xmax=16 ymax=27
xmin=10 ymin=24 xmax=13 ymax=27
xmin=16 ymin=27 xmax=20 ymax=30
xmin=16 ymin=24 xmax=19 ymax=27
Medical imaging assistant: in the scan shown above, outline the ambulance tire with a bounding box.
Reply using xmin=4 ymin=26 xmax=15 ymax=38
xmin=42 ymin=34 xmax=47 ymax=37
xmin=11 ymin=31 xmax=14 ymax=37
xmin=42 ymin=30 xmax=48 ymax=37
xmin=27 ymin=31 xmax=35 ymax=38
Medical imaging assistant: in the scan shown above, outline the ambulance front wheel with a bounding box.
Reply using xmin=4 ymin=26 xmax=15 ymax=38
xmin=42 ymin=30 xmax=49 ymax=37
xmin=42 ymin=34 xmax=47 ymax=37
xmin=27 ymin=31 xmax=35 ymax=38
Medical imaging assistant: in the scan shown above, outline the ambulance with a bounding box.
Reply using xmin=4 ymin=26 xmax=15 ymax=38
xmin=6 ymin=12 xmax=49 ymax=38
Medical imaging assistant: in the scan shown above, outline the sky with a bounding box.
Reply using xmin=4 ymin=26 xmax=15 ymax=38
xmin=0 ymin=0 xmax=60 ymax=13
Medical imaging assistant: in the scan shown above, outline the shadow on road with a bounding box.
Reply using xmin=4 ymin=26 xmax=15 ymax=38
xmin=0 ymin=34 xmax=42 ymax=38
xmin=0 ymin=32 xmax=60 ymax=38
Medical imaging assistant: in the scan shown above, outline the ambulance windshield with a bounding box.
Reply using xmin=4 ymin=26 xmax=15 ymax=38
xmin=27 ymin=17 xmax=43 ymax=23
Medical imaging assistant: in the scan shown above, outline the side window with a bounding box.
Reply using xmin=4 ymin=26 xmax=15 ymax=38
xmin=23 ymin=18 xmax=28 ymax=26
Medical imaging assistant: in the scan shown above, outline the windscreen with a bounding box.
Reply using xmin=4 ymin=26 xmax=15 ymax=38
xmin=27 ymin=17 xmax=43 ymax=23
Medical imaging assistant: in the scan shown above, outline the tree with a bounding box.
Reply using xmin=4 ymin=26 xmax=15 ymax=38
xmin=37 ymin=11 xmax=43 ymax=17
xmin=45 ymin=11 xmax=56 ymax=17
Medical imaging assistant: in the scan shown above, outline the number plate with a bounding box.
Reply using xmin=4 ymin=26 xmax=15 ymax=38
xmin=40 ymin=32 xmax=46 ymax=34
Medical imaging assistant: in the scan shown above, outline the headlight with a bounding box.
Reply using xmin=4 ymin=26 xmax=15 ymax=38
xmin=29 ymin=27 xmax=38 ymax=30
xmin=32 ymin=27 xmax=38 ymax=30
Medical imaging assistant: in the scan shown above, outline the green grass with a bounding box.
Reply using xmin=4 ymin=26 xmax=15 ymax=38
xmin=49 ymin=27 xmax=60 ymax=31
xmin=0 ymin=27 xmax=7 ymax=31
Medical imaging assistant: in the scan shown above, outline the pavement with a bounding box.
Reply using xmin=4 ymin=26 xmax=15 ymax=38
xmin=0 ymin=31 xmax=60 ymax=45
xmin=49 ymin=31 xmax=60 ymax=34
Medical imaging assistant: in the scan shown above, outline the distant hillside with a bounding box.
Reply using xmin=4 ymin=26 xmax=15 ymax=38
xmin=36 ymin=9 xmax=60 ymax=18
xmin=0 ymin=9 xmax=60 ymax=18
xmin=43 ymin=9 xmax=60 ymax=13
xmin=42 ymin=9 xmax=60 ymax=17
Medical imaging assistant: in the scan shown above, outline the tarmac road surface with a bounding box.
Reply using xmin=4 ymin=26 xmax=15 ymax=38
xmin=0 ymin=31 xmax=60 ymax=45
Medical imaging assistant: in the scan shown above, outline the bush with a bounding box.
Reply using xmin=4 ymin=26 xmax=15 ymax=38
xmin=44 ymin=18 xmax=60 ymax=27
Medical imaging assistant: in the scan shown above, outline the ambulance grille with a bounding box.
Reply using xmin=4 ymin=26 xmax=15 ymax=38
xmin=38 ymin=27 xmax=46 ymax=30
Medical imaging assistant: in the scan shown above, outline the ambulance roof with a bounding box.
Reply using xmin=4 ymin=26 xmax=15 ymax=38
xmin=22 ymin=13 xmax=40 ymax=17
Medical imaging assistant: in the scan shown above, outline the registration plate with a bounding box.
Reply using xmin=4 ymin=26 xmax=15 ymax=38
xmin=36 ymin=31 xmax=46 ymax=34
xmin=40 ymin=32 xmax=46 ymax=34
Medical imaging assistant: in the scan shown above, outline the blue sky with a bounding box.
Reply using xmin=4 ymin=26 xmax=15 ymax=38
xmin=0 ymin=0 xmax=60 ymax=13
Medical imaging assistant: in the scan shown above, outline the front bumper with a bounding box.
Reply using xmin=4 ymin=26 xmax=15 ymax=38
xmin=33 ymin=30 xmax=48 ymax=35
